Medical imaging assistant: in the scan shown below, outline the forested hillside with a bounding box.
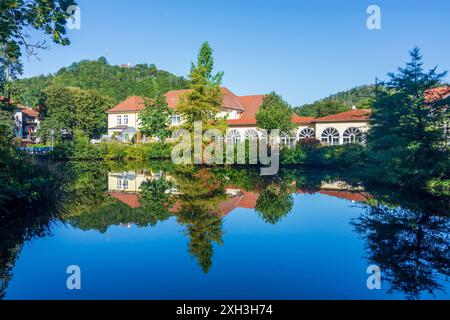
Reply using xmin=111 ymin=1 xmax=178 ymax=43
xmin=294 ymin=85 xmax=377 ymax=117
xmin=13 ymin=57 xmax=189 ymax=106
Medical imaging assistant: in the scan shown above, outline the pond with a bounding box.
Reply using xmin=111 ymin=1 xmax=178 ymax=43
xmin=1 ymin=161 xmax=449 ymax=300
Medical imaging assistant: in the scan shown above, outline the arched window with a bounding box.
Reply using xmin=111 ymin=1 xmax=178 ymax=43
xmin=299 ymin=128 xmax=315 ymax=139
xmin=321 ymin=128 xmax=340 ymax=145
xmin=343 ymin=127 xmax=362 ymax=144
xmin=244 ymin=129 xmax=259 ymax=141
xmin=226 ymin=129 xmax=241 ymax=144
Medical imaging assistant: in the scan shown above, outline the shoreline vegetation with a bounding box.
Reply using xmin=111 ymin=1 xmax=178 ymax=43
xmin=47 ymin=138 xmax=449 ymax=195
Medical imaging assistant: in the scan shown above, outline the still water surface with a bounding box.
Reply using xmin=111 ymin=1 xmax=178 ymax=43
xmin=1 ymin=162 xmax=449 ymax=300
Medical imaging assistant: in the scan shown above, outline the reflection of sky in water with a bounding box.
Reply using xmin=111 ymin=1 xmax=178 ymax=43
xmin=4 ymin=192 xmax=449 ymax=300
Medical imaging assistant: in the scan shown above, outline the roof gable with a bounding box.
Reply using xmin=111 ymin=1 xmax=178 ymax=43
xmin=106 ymin=96 xmax=146 ymax=113
xmin=164 ymin=87 xmax=245 ymax=111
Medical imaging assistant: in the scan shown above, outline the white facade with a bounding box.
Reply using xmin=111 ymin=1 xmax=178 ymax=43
xmin=225 ymin=121 xmax=370 ymax=147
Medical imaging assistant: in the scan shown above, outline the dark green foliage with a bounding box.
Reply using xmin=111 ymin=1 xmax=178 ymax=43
xmin=139 ymin=89 xmax=173 ymax=140
xmin=51 ymin=141 xmax=174 ymax=161
xmin=255 ymin=182 xmax=293 ymax=224
xmin=256 ymin=91 xmax=295 ymax=135
xmin=38 ymin=85 xmax=115 ymax=141
xmin=139 ymin=176 xmax=174 ymax=223
xmin=0 ymin=0 xmax=76 ymax=93
xmin=366 ymin=48 xmax=449 ymax=188
xmin=281 ymin=143 xmax=366 ymax=168
xmin=352 ymin=198 xmax=449 ymax=299
xmin=13 ymin=58 xmax=189 ymax=106
xmin=0 ymin=102 xmax=15 ymax=146
xmin=178 ymin=42 xmax=223 ymax=129
xmin=0 ymin=154 xmax=69 ymax=217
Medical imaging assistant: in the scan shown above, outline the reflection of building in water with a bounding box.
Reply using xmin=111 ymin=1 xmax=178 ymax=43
xmin=107 ymin=173 xmax=370 ymax=216
xmin=108 ymin=171 xmax=177 ymax=193
xmin=107 ymin=171 xmax=178 ymax=209
xmin=108 ymin=171 xmax=148 ymax=193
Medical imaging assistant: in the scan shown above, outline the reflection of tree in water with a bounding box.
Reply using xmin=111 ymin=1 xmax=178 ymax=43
xmin=0 ymin=160 xmax=71 ymax=299
xmin=177 ymin=203 xmax=224 ymax=273
xmin=255 ymin=178 xmax=294 ymax=225
xmin=174 ymin=167 xmax=226 ymax=273
xmin=352 ymin=191 xmax=449 ymax=300
xmin=0 ymin=203 xmax=64 ymax=299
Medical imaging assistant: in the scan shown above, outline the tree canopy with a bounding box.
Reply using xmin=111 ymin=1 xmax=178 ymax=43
xmin=38 ymin=85 xmax=115 ymax=141
xmin=256 ymin=91 xmax=294 ymax=135
xmin=139 ymin=88 xmax=173 ymax=140
xmin=366 ymin=47 xmax=449 ymax=187
xmin=294 ymin=85 xmax=377 ymax=117
xmin=0 ymin=0 xmax=76 ymax=94
xmin=12 ymin=58 xmax=189 ymax=106
xmin=177 ymin=42 xmax=223 ymax=128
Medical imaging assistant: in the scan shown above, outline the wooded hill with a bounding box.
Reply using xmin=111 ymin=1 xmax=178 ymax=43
xmin=13 ymin=57 xmax=189 ymax=106
xmin=294 ymin=85 xmax=377 ymax=117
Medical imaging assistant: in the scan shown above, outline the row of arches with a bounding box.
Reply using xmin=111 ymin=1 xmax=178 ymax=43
xmin=226 ymin=127 xmax=363 ymax=145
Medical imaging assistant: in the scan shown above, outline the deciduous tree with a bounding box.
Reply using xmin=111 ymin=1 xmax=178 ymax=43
xmin=256 ymin=91 xmax=294 ymax=135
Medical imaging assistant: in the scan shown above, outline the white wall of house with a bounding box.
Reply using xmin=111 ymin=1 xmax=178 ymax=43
xmin=108 ymin=172 xmax=176 ymax=192
xmin=107 ymin=112 xmax=140 ymax=135
xmin=225 ymin=122 xmax=370 ymax=146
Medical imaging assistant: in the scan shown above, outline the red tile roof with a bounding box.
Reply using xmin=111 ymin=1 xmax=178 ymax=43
xmin=313 ymin=109 xmax=372 ymax=123
xmin=292 ymin=114 xmax=315 ymax=124
xmin=20 ymin=107 xmax=39 ymax=118
xmin=318 ymin=190 xmax=371 ymax=203
xmin=105 ymin=89 xmax=374 ymax=125
xmin=425 ymin=86 xmax=450 ymax=103
xmin=107 ymin=192 xmax=140 ymax=208
xmin=106 ymin=96 xmax=146 ymax=113
xmin=226 ymin=95 xmax=264 ymax=125
xmin=164 ymin=89 xmax=190 ymax=110
xmin=164 ymin=87 xmax=245 ymax=111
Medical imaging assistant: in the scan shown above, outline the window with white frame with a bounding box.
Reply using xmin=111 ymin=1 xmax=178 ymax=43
xmin=123 ymin=115 xmax=129 ymax=125
xmin=299 ymin=128 xmax=315 ymax=139
xmin=117 ymin=115 xmax=122 ymax=125
xmin=343 ymin=127 xmax=362 ymax=144
xmin=117 ymin=179 xmax=122 ymax=189
xmin=321 ymin=128 xmax=340 ymax=145
xmin=123 ymin=179 xmax=129 ymax=190
xmin=171 ymin=114 xmax=181 ymax=125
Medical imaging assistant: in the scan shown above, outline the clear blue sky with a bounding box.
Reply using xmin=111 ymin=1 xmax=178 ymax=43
xmin=22 ymin=0 xmax=450 ymax=106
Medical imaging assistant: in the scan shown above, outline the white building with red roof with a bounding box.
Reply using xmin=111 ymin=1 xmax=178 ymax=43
xmin=1 ymin=95 xmax=41 ymax=144
xmin=106 ymin=87 xmax=372 ymax=145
